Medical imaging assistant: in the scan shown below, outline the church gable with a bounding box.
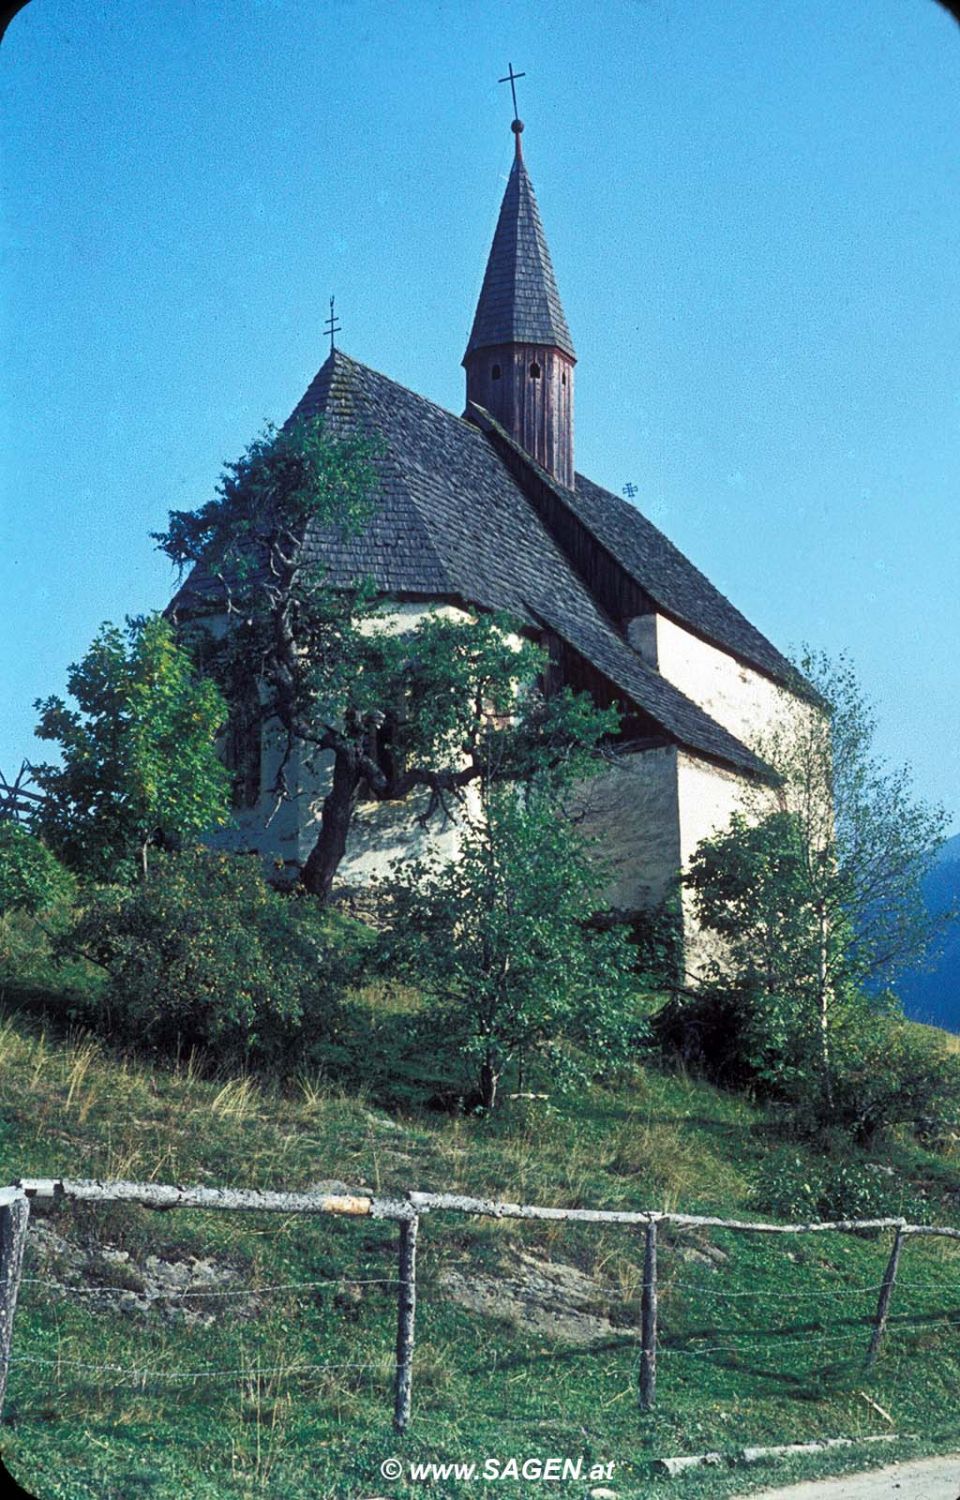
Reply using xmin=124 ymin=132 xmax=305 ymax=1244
xmin=568 ymin=475 xmax=802 ymax=692
xmin=175 ymin=344 xmax=775 ymax=782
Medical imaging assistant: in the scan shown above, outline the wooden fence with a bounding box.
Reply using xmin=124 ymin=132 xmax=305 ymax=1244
xmin=3 ymin=1176 xmax=959 ymax=1433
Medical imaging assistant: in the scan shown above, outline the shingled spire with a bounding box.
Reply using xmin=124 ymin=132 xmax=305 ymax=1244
xmin=463 ymin=118 xmax=577 ymax=488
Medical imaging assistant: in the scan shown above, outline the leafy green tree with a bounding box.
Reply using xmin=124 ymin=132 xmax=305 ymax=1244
xmin=678 ymin=650 xmax=953 ymax=1125
xmin=763 ymin=651 xmax=953 ymax=991
xmin=381 ymin=785 xmax=641 ymax=1111
xmin=33 ymin=615 xmax=231 ymax=883
xmin=158 ymin=416 xmax=618 ymax=902
xmin=683 ymin=809 xmax=859 ymax=1102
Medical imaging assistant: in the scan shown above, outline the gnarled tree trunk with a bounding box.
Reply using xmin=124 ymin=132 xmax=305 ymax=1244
xmin=300 ymin=748 xmax=361 ymax=904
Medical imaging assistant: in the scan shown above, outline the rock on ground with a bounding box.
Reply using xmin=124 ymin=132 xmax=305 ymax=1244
xmin=440 ymin=1248 xmax=633 ymax=1345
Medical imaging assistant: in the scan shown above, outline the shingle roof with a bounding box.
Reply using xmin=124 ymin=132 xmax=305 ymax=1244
xmin=463 ymin=148 xmax=576 ymax=362
xmin=174 ymin=351 xmax=774 ymax=779
xmin=466 ymin=402 xmax=807 ymax=695
xmin=570 ymin=475 xmax=803 ymax=691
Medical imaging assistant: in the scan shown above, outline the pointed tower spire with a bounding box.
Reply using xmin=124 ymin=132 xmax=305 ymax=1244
xmin=463 ymin=104 xmax=576 ymax=488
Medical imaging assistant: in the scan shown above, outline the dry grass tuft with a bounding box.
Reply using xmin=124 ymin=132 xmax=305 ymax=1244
xmin=210 ymin=1076 xmax=259 ymax=1122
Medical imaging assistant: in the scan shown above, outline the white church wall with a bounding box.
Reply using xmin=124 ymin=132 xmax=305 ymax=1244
xmin=208 ymin=600 xmax=505 ymax=884
xmin=675 ymin=751 xmax=788 ymax=978
xmin=677 ymin=752 xmax=752 ymax=978
xmin=642 ymin=613 xmax=795 ymax=750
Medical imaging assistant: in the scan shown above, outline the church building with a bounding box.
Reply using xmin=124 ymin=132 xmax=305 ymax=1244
xmin=178 ymin=111 xmax=814 ymax=960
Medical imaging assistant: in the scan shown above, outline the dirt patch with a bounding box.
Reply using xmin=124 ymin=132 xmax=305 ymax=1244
xmin=440 ymin=1248 xmax=635 ymax=1345
xmin=25 ymin=1221 xmax=256 ymax=1327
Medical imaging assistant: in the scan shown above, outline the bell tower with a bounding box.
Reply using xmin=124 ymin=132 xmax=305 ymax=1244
xmin=463 ymin=112 xmax=576 ymax=488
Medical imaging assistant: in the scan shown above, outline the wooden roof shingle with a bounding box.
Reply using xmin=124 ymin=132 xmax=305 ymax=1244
xmin=463 ymin=150 xmax=575 ymax=362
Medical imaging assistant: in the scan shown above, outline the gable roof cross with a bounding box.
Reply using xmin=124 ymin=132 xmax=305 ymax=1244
xmin=324 ymin=295 xmax=341 ymax=355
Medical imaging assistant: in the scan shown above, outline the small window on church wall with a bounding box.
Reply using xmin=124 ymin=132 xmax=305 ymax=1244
xmin=561 ymin=370 xmax=567 ymax=385
xmin=529 ymin=361 xmax=541 ymax=379
xmin=491 ymin=363 xmax=501 ymax=380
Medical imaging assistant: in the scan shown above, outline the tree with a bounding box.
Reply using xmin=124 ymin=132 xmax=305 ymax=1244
xmin=381 ymin=783 xmax=641 ymax=1111
xmin=679 ymin=650 xmax=953 ymax=1118
xmin=682 ymin=809 xmax=858 ymax=1102
xmin=157 ymin=416 xmax=619 ymax=902
xmin=33 ymin=615 xmax=231 ymax=883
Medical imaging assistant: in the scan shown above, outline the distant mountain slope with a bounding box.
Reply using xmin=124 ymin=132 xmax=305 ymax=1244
xmin=896 ymin=832 xmax=960 ymax=1033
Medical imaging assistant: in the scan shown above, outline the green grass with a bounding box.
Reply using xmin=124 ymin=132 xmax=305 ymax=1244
xmin=0 ymin=981 xmax=959 ymax=1499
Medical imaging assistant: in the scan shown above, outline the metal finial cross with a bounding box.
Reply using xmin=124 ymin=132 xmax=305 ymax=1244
xmin=498 ymin=62 xmax=526 ymax=121
xmin=324 ymin=295 xmax=342 ymax=355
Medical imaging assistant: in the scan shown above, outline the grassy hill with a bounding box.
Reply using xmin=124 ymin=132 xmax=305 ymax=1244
xmin=1 ymin=977 xmax=960 ymax=1500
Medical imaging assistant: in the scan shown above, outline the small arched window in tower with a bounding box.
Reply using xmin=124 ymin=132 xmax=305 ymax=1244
xmin=529 ymin=361 xmax=541 ymax=380
xmin=561 ymin=370 xmax=567 ymax=385
xmin=491 ymin=363 xmax=501 ymax=380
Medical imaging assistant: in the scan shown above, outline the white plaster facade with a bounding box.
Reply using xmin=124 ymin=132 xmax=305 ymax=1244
xmin=632 ymin=612 xmax=803 ymax=751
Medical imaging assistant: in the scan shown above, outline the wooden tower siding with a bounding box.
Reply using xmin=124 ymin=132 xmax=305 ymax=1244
xmin=465 ymin=342 xmax=575 ymax=489
xmin=463 ymin=123 xmax=577 ymax=490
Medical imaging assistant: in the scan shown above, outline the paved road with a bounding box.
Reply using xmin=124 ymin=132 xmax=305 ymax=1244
xmin=740 ymin=1454 xmax=960 ymax=1500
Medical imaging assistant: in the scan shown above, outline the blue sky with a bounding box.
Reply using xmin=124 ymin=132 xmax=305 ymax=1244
xmin=2 ymin=0 xmax=958 ymax=829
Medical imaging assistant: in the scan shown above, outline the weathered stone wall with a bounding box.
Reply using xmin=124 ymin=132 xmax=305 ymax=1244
xmin=571 ymin=745 xmax=681 ymax=912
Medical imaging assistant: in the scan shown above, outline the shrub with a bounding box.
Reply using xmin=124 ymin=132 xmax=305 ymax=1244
xmin=652 ymin=985 xmax=960 ymax=1149
xmin=0 ymin=823 xmax=74 ymax=921
xmin=805 ymin=1010 xmax=960 ymax=1147
xmin=753 ymin=1143 xmax=928 ymax=1223
xmin=64 ymin=850 xmax=357 ymax=1067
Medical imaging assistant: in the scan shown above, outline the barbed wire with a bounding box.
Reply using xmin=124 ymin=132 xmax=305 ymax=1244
xmin=667 ymin=1279 xmax=886 ymax=1300
xmin=670 ymin=1276 xmax=960 ymax=1301
xmin=11 ymin=1270 xmax=958 ymax=1303
xmin=657 ymin=1311 xmax=960 ymax=1359
xmin=17 ymin=1274 xmax=399 ymax=1299
xmin=11 ymin=1353 xmax=388 ymax=1383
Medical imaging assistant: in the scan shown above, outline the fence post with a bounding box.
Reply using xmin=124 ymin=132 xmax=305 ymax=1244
xmin=393 ymin=1213 xmax=418 ymax=1434
xmin=639 ymin=1218 xmax=658 ymax=1412
xmin=0 ymin=1187 xmax=30 ymax=1421
xmin=865 ymin=1225 xmax=905 ymax=1368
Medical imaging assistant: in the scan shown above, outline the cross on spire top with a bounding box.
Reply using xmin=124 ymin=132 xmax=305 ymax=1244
xmin=498 ymin=62 xmax=526 ymax=130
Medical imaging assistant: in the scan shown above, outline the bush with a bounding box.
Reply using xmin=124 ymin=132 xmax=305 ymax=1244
xmin=807 ymin=1011 xmax=960 ymax=1146
xmin=0 ymin=823 xmax=74 ymax=922
xmin=753 ymin=1143 xmax=928 ymax=1223
xmin=652 ymin=985 xmax=960 ymax=1148
xmin=64 ymin=850 xmax=359 ymax=1067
